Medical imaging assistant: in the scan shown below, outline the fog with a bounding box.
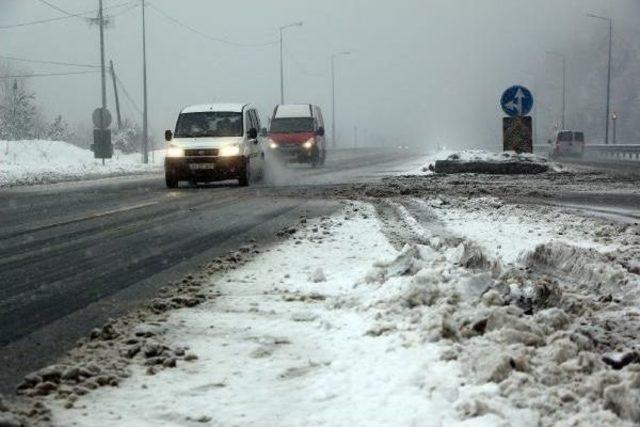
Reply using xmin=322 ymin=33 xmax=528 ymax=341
xmin=2 ymin=0 xmax=639 ymax=150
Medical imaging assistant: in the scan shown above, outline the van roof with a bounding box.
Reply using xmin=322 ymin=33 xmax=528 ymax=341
xmin=274 ymin=104 xmax=312 ymax=118
xmin=181 ymin=103 xmax=248 ymax=114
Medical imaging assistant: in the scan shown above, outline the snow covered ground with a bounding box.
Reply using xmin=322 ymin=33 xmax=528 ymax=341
xmin=41 ymin=196 xmax=640 ymax=426
xmin=0 ymin=140 xmax=162 ymax=187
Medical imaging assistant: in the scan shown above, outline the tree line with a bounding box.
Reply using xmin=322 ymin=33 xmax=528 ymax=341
xmin=0 ymin=62 xmax=143 ymax=154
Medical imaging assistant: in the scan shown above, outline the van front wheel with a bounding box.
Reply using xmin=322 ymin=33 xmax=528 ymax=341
xmin=238 ymin=158 xmax=250 ymax=187
xmin=165 ymin=170 xmax=179 ymax=189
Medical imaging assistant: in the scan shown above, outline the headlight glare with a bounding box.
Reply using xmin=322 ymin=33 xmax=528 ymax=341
xmin=219 ymin=145 xmax=241 ymax=157
xmin=303 ymin=139 xmax=315 ymax=149
xmin=269 ymin=141 xmax=279 ymax=149
xmin=166 ymin=146 xmax=184 ymax=157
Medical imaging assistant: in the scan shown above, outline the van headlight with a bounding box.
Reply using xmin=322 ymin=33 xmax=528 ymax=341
xmin=269 ymin=140 xmax=279 ymax=149
xmin=219 ymin=144 xmax=241 ymax=157
xmin=303 ymin=139 xmax=315 ymax=149
xmin=166 ymin=146 xmax=184 ymax=157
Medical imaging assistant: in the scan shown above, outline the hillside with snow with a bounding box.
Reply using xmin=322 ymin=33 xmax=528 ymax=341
xmin=0 ymin=140 xmax=162 ymax=187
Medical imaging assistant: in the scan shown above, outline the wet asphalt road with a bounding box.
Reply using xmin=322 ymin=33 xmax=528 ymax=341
xmin=0 ymin=149 xmax=419 ymax=394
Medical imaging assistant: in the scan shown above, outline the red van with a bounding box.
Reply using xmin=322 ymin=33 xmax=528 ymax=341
xmin=267 ymin=104 xmax=326 ymax=167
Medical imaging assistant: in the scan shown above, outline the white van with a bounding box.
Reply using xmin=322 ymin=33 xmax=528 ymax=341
xmin=549 ymin=130 xmax=585 ymax=158
xmin=164 ymin=104 xmax=265 ymax=188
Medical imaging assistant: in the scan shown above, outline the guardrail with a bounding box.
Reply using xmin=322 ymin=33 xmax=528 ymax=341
xmin=584 ymin=144 xmax=640 ymax=160
xmin=534 ymin=143 xmax=640 ymax=162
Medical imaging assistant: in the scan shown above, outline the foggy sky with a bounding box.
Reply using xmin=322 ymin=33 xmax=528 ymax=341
xmin=2 ymin=0 xmax=639 ymax=149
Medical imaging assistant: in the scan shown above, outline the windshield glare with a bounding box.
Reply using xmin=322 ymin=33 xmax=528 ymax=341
xmin=175 ymin=112 xmax=243 ymax=138
xmin=270 ymin=118 xmax=314 ymax=133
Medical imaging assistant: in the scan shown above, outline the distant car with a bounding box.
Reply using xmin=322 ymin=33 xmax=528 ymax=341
xmin=549 ymin=130 xmax=585 ymax=158
xmin=164 ymin=103 xmax=265 ymax=188
xmin=267 ymin=104 xmax=326 ymax=167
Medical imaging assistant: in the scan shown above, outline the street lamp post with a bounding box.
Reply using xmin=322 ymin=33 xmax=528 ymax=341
xmin=331 ymin=51 xmax=351 ymax=149
xmin=545 ymin=51 xmax=566 ymax=130
xmin=612 ymin=111 xmax=618 ymax=145
xmin=587 ymin=13 xmax=613 ymax=144
xmin=279 ymin=22 xmax=303 ymax=105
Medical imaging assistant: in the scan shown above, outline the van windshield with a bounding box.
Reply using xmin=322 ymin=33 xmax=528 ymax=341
xmin=270 ymin=118 xmax=314 ymax=133
xmin=175 ymin=112 xmax=243 ymax=138
xmin=558 ymin=131 xmax=573 ymax=142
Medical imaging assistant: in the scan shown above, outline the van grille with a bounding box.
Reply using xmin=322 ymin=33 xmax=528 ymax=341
xmin=185 ymin=149 xmax=219 ymax=157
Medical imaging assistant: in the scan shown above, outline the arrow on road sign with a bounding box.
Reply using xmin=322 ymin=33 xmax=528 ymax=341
xmin=505 ymin=88 xmax=525 ymax=115
xmin=501 ymin=86 xmax=533 ymax=117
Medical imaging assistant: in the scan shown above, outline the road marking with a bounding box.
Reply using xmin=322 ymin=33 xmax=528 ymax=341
xmin=1 ymin=201 xmax=159 ymax=240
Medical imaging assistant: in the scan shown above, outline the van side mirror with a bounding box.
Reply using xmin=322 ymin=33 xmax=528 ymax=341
xmin=317 ymin=126 xmax=325 ymax=136
xmin=260 ymin=127 xmax=268 ymax=137
xmin=165 ymin=130 xmax=173 ymax=142
xmin=248 ymin=128 xmax=258 ymax=139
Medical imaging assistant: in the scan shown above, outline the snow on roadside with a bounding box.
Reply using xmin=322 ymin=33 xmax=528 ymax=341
xmin=50 ymin=204 xmax=534 ymax=427
xmin=43 ymin=199 xmax=640 ymax=427
xmin=0 ymin=140 xmax=162 ymax=187
xmin=424 ymin=197 xmax=619 ymax=264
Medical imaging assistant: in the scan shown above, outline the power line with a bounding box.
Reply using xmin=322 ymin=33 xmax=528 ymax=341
xmin=110 ymin=2 xmax=139 ymax=18
xmin=114 ymin=74 xmax=143 ymax=115
xmin=0 ymin=70 xmax=100 ymax=79
xmin=0 ymin=1 xmax=134 ymax=30
xmin=0 ymin=14 xmax=75 ymax=29
xmin=147 ymin=2 xmax=278 ymax=48
xmin=0 ymin=54 xmax=100 ymax=69
xmin=35 ymin=0 xmax=86 ymax=19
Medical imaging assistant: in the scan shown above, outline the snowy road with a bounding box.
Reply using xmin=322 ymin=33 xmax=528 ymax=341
xmin=4 ymin=152 xmax=640 ymax=426
xmin=0 ymin=149 xmax=423 ymax=395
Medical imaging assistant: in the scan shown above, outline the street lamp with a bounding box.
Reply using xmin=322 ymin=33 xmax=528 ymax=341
xmin=279 ymin=21 xmax=303 ymax=105
xmin=612 ymin=111 xmax=618 ymax=145
xmin=545 ymin=50 xmax=566 ymax=130
xmin=587 ymin=12 xmax=613 ymax=144
xmin=331 ymin=51 xmax=351 ymax=149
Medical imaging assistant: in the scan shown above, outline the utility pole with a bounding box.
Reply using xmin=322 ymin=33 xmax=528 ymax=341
xmin=279 ymin=22 xmax=302 ymax=105
xmin=587 ymin=13 xmax=613 ymax=144
xmin=545 ymin=51 xmax=566 ymax=130
xmin=110 ymin=60 xmax=122 ymax=130
xmin=142 ymin=0 xmax=149 ymax=164
xmin=331 ymin=51 xmax=350 ymax=149
xmin=99 ymin=0 xmax=107 ymax=165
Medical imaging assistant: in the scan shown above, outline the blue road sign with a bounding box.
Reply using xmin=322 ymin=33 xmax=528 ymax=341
xmin=501 ymin=86 xmax=534 ymax=117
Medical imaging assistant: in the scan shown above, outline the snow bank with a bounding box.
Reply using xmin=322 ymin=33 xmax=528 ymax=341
xmin=432 ymin=150 xmax=552 ymax=175
xmin=0 ymin=140 xmax=162 ymax=187
xmin=30 ymin=198 xmax=640 ymax=426
xmin=50 ymin=204 xmax=532 ymax=427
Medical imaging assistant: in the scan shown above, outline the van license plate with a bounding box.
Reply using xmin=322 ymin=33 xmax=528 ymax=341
xmin=189 ymin=163 xmax=215 ymax=170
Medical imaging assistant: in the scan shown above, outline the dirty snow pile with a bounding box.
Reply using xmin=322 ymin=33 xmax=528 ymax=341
xmin=39 ymin=199 xmax=640 ymax=426
xmin=426 ymin=150 xmax=558 ymax=175
xmin=0 ymin=140 xmax=162 ymax=187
